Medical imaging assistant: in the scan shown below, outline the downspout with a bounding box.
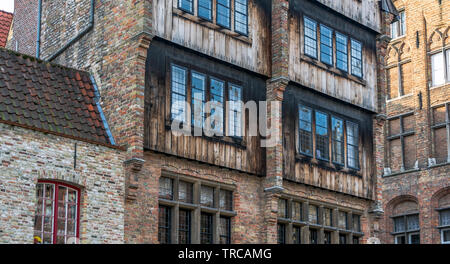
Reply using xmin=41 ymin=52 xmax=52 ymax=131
xmin=46 ymin=0 xmax=95 ymax=62
xmin=36 ymin=0 xmax=42 ymax=58
xmin=89 ymin=75 xmax=116 ymax=146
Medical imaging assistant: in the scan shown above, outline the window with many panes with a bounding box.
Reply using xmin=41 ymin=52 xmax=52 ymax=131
xmin=351 ymin=39 xmax=363 ymax=78
xmin=440 ymin=209 xmax=450 ymax=244
xmin=198 ymin=0 xmax=213 ymax=20
xmin=179 ymin=0 xmax=194 ymax=13
xmin=298 ymin=104 xmax=360 ymax=171
xmin=393 ymin=214 xmax=420 ymax=244
xmin=234 ymin=0 xmax=248 ymax=35
xmin=33 ymin=181 xmax=80 ymax=244
xmin=387 ymin=113 xmax=416 ymax=173
xmin=390 ymin=11 xmax=406 ymax=39
xmin=217 ymin=0 xmax=231 ymax=28
xmin=304 ymin=16 xmax=318 ymax=58
xmin=276 ymin=198 xmax=362 ymax=244
xmin=158 ymin=176 xmax=235 ymax=244
xmin=302 ymin=17 xmax=363 ymax=78
xmin=431 ymin=103 xmax=450 ymax=164
xmin=320 ymin=24 xmax=333 ymax=65
xmin=430 ymin=49 xmax=450 ymax=87
xmin=336 ymin=32 xmax=348 ymax=72
xmin=171 ymin=64 xmax=243 ymax=137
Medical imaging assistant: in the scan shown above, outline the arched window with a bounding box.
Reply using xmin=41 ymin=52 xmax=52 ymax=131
xmin=391 ymin=200 xmax=420 ymax=244
xmin=438 ymin=193 xmax=450 ymax=244
xmin=33 ymin=181 xmax=80 ymax=244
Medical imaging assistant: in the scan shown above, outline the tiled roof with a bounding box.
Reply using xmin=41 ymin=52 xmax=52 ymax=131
xmin=0 ymin=48 xmax=113 ymax=146
xmin=0 ymin=11 xmax=13 ymax=48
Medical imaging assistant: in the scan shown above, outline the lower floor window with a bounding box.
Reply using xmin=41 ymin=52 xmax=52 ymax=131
xmin=324 ymin=231 xmax=332 ymax=244
xmin=219 ymin=217 xmax=231 ymax=244
xmin=441 ymin=229 xmax=450 ymax=244
xmin=352 ymin=236 xmax=360 ymax=244
xmin=293 ymin=226 xmax=301 ymax=244
xmin=201 ymin=213 xmax=214 ymax=244
xmin=309 ymin=229 xmax=318 ymax=244
xmin=339 ymin=234 xmax=347 ymax=244
xmin=33 ymin=181 xmax=80 ymax=244
xmin=277 ymin=224 xmax=286 ymax=244
xmin=395 ymin=232 xmax=420 ymax=244
xmin=393 ymin=214 xmax=420 ymax=244
xmin=158 ymin=206 xmax=172 ymax=244
xmin=178 ymin=210 xmax=191 ymax=244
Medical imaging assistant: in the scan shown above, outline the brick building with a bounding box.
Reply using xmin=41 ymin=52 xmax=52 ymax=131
xmin=6 ymin=0 xmax=38 ymax=56
xmin=0 ymin=48 xmax=125 ymax=244
xmin=5 ymin=0 xmax=439 ymax=245
xmin=374 ymin=0 xmax=450 ymax=244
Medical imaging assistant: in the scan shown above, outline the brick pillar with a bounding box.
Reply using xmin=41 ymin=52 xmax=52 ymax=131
xmin=371 ymin=9 xmax=394 ymax=243
xmin=263 ymin=0 xmax=289 ymax=244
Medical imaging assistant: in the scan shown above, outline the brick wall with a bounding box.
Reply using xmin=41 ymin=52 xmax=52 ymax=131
xmin=0 ymin=123 xmax=125 ymax=244
xmin=6 ymin=0 xmax=38 ymax=56
xmin=377 ymin=0 xmax=450 ymax=244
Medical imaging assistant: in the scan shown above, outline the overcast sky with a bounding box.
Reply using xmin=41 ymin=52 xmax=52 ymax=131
xmin=0 ymin=0 xmax=14 ymax=13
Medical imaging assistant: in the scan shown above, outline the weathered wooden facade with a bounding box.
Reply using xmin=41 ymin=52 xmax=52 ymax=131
xmin=27 ymin=0 xmax=397 ymax=244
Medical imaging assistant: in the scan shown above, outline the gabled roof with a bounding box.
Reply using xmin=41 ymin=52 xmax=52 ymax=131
xmin=0 ymin=48 xmax=116 ymax=147
xmin=0 ymin=11 xmax=13 ymax=48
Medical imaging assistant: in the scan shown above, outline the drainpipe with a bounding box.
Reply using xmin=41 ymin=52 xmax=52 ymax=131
xmin=89 ymin=75 xmax=116 ymax=146
xmin=46 ymin=0 xmax=95 ymax=62
xmin=36 ymin=0 xmax=42 ymax=58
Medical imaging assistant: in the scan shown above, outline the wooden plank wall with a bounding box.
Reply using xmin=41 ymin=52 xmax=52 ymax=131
xmin=288 ymin=0 xmax=379 ymax=112
xmin=152 ymin=0 xmax=271 ymax=76
xmin=145 ymin=40 xmax=267 ymax=176
xmin=282 ymin=86 xmax=375 ymax=199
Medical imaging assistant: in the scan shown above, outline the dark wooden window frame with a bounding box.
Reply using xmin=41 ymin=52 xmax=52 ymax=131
xmin=158 ymin=173 xmax=236 ymax=244
xmin=431 ymin=102 xmax=450 ymax=164
xmin=198 ymin=0 xmax=213 ymax=21
xmin=168 ymin=61 xmax=245 ymax=143
xmin=297 ymin=103 xmax=361 ymax=172
xmin=178 ymin=0 xmax=195 ymax=14
xmin=387 ymin=112 xmax=416 ymax=172
xmin=391 ymin=213 xmax=420 ymax=244
xmin=216 ymin=0 xmax=232 ymax=29
xmin=234 ymin=0 xmax=249 ymax=36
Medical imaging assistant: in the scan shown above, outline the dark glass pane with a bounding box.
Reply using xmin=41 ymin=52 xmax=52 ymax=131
xmin=332 ymin=117 xmax=344 ymax=164
xmin=200 ymin=213 xmax=213 ymax=244
xmin=219 ymin=217 xmax=231 ymax=244
xmin=315 ymin=111 xmax=329 ymax=160
xmin=440 ymin=210 xmax=450 ymax=226
xmin=210 ymin=78 xmax=224 ymax=134
xmin=178 ymin=181 xmax=193 ymax=204
xmin=200 ymin=186 xmax=215 ymax=208
xmin=309 ymin=229 xmax=318 ymax=244
xmin=394 ymin=217 xmax=406 ymax=232
xmin=292 ymin=202 xmax=302 ymax=221
xmin=158 ymin=206 xmax=171 ymax=244
xmin=277 ymin=224 xmax=286 ymax=244
xmin=336 ymin=32 xmax=348 ymax=71
xmin=324 ymin=231 xmax=332 ymax=244
xmin=278 ymin=199 xmax=288 ymax=219
xmin=309 ymin=205 xmax=319 ymax=224
xmin=338 ymin=211 xmax=348 ymax=230
xmin=299 ymin=106 xmax=313 ymax=155
xmin=409 ymin=233 xmax=420 ymax=244
xmin=353 ymin=236 xmax=360 ymax=244
xmin=171 ymin=65 xmax=187 ymax=122
xmin=351 ymin=39 xmax=363 ymax=77
xmin=192 ymin=72 xmax=206 ymax=128
xmin=339 ymin=234 xmax=347 ymax=244
xmin=159 ymin=177 xmax=173 ymax=200
xmin=229 ymin=84 xmax=242 ymax=137
xmin=324 ymin=208 xmax=333 ymax=227
xmin=353 ymin=215 xmax=361 ymax=232
xmin=178 ymin=210 xmax=191 ymax=244
xmin=293 ymin=227 xmax=301 ymax=244
xmin=219 ymin=189 xmax=233 ymax=211
xmin=406 ymin=215 xmax=419 ymax=231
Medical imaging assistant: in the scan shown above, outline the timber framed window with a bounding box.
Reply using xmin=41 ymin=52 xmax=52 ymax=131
xmin=298 ymin=104 xmax=360 ymax=171
xmin=430 ymin=49 xmax=450 ymax=87
xmin=336 ymin=32 xmax=348 ymax=72
xmin=179 ymin=0 xmax=194 ymax=14
xmin=351 ymin=39 xmax=363 ymax=78
xmin=33 ymin=181 xmax=80 ymax=244
xmin=390 ymin=11 xmax=406 ymax=39
xmin=320 ymin=24 xmax=333 ymax=65
xmin=277 ymin=198 xmax=363 ymax=244
xmin=170 ymin=63 xmax=243 ymax=138
xmin=431 ymin=103 xmax=450 ymax=164
xmin=198 ymin=0 xmax=213 ymax=20
xmin=393 ymin=214 xmax=420 ymax=244
xmin=158 ymin=175 xmax=235 ymax=244
xmin=217 ymin=0 xmax=231 ymax=28
xmin=302 ymin=17 xmax=364 ymax=78
xmin=304 ymin=16 xmax=318 ymax=58
xmin=387 ymin=113 xmax=416 ymax=173
xmin=234 ymin=0 xmax=248 ymax=36
xmin=176 ymin=0 xmax=248 ymax=36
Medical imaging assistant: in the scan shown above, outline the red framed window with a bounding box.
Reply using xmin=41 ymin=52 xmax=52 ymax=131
xmin=33 ymin=181 xmax=81 ymax=244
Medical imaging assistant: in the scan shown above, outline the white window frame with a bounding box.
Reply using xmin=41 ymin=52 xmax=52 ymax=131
xmin=441 ymin=228 xmax=450 ymax=244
